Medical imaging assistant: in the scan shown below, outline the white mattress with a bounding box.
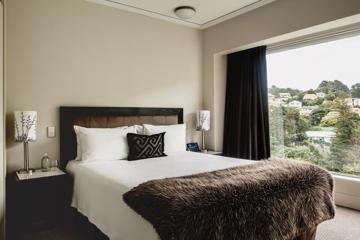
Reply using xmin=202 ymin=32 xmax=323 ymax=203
xmin=66 ymin=151 xmax=255 ymax=240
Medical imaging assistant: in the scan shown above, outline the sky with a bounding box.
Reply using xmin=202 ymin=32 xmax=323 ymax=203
xmin=267 ymin=34 xmax=360 ymax=91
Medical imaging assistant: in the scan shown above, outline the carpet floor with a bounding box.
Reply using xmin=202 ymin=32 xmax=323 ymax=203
xmin=15 ymin=206 xmax=360 ymax=240
xmin=316 ymin=206 xmax=360 ymax=240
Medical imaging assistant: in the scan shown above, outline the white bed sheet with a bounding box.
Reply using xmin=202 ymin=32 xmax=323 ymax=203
xmin=66 ymin=151 xmax=255 ymax=240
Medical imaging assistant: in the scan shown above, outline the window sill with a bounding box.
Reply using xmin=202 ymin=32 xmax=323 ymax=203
xmin=331 ymin=172 xmax=360 ymax=181
xmin=332 ymin=173 xmax=360 ymax=210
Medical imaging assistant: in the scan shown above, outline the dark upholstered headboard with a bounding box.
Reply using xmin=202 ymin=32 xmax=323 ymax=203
xmin=59 ymin=106 xmax=183 ymax=170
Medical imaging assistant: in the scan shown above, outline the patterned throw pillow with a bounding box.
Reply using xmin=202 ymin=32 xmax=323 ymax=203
xmin=127 ymin=132 xmax=167 ymax=160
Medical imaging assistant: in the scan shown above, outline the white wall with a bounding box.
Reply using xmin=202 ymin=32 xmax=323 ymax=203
xmin=5 ymin=0 xmax=202 ymax=172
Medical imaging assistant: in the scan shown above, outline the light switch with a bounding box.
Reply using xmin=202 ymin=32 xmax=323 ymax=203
xmin=47 ymin=126 xmax=56 ymax=138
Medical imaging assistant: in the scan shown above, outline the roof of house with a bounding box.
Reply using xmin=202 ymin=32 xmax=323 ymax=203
xmin=306 ymin=130 xmax=336 ymax=138
xmin=303 ymin=93 xmax=317 ymax=99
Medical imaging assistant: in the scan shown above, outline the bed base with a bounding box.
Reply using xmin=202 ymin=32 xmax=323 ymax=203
xmin=68 ymin=207 xmax=316 ymax=240
xmin=67 ymin=207 xmax=109 ymax=240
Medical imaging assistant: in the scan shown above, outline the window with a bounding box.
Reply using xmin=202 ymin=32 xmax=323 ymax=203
xmin=267 ymin=34 xmax=360 ymax=177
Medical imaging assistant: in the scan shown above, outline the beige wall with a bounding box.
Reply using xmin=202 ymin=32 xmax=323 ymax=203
xmin=6 ymin=0 xmax=202 ymax=172
xmin=202 ymin=0 xmax=360 ymax=152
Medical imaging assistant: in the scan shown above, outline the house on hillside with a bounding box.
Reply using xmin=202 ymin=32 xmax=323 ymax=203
xmin=279 ymin=93 xmax=291 ymax=99
xmin=303 ymin=93 xmax=317 ymax=100
xmin=355 ymin=99 xmax=360 ymax=107
xmin=322 ymin=100 xmax=333 ymax=106
xmin=345 ymin=98 xmax=360 ymax=107
xmin=300 ymin=108 xmax=313 ymax=116
xmin=270 ymin=98 xmax=286 ymax=107
xmin=351 ymin=108 xmax=360 ymax=116
xmin=288 ymin=100 xmax=302 ymax=108
xmin=299 ymin=106 xmax=319 ymax=116
xmin=323 ymin=111 xmax=340 ymax=120
xmin=269 ymin=96 xmax=286 ymax=107
xmin=306 ymin=128 xmax=336 ymax=144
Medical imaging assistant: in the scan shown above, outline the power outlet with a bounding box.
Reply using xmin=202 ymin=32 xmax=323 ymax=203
xmin=47 ymin=126 xmax=56 ymax=138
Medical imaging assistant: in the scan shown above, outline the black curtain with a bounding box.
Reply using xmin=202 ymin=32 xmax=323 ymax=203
xmin=222 ymin=46 xmax=270 ymax=160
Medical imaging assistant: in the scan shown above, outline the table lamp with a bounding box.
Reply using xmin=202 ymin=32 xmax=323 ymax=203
xmin=196 ymin=110 xmax=210 ymax=152
xmin=14 ymin=111 xmax=37 ymax=174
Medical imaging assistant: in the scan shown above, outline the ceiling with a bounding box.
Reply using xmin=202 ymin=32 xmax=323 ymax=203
xmin=87 ymin=0 xmax=276 ymax=29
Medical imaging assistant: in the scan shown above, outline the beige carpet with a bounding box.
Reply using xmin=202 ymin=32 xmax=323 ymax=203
xmin=317 ymin=206 xmax=360 ymax=240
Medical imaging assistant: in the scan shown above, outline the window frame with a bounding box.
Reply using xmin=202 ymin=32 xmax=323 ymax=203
xmin=266 ymin=28 xmax=360 ymax=179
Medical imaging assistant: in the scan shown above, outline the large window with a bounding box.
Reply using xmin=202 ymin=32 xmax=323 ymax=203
xmin=267 ymin=34 xmax=360 ymax=177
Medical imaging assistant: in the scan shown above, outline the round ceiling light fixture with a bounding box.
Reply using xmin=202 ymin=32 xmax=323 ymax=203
xmin=174 ymin=6 xmax=196 ymax=20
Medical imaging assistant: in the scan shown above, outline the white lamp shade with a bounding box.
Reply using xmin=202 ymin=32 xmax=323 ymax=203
xmin=196 ymin=110 xmax=210 ymax=131
xmin=14 ymin=111 xmax=37 ymax=142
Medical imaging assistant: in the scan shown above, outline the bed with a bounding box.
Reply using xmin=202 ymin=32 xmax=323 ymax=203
xmin=66 ymin=151 xmax=255 ymax=240
xmin=60 ymin=106 xmax=333 ymax=240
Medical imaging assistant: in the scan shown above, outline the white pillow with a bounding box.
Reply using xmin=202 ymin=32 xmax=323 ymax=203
xmin=133 ymin=125 xmax=144 ymax=134
xmin=74 ymin=126 xmax=135 ymax=161
xmin=143 ymin=124 xmax=186 ymax=154
xmin=74 ymin=126 xmax=85 ymax=160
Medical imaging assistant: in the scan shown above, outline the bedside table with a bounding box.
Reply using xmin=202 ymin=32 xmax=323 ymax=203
xmin=6 ymin=168 xmax=71 ymax=239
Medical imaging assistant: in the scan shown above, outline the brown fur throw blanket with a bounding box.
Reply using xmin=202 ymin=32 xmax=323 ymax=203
xmin=123 ymin=159 xmax=335 ymax=240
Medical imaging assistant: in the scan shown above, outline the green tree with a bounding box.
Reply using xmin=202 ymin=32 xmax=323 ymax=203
xmin=317 ymin=80 xmax=350 ymax=94
xmin=310 ymin=108 xmax=330 ymax=126
xmin=303 ymin=97 xmax=324 ymax=106
xmin=342 ymin=164 xmax=360 ymax=175
xmin=320 ymin=117 xmax=337 ymax=127
xmin=346 ymin=123 xmax=360 ymax=165
xmin=282 ymin=107 xmax=309 ymax=146
xmin=328 ymin=105 xmax=359 ymax=171
xmin=322 ymin=100 xmax=334 ymax=108
xmin=335 ymin=91 xmax=350 ymax=100
xmin=268 ymin=85 xmax=302 ymax=98
xmin=269 ymin=106 xmax=285 ymax=152
xmin=325 ymin=92 xmax=336 ymax=101
xmin=351 ymin=83 xmax=360 ymax=98
xmin=284 ymin=145 xmax=323 ymax=165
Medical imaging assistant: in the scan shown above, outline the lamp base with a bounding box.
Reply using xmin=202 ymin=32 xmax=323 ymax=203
xmin=17 ymin=169 xmax=35 ymax=175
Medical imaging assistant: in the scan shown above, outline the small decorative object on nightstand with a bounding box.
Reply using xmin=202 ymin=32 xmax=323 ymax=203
xmin=41 ymin=153 xmax=51 ymax=171
xmin=6 ymin=168 xmax=71 ymax=239
xmin=196 ymin=110 xmax=210 ymax=153
xmin=186 ymin=142 xmax=200 ymax=152
xmin=51 ymin=159 xmax=59 ymax=171
xmin=14 ymin=111 xmax=37 ymax=174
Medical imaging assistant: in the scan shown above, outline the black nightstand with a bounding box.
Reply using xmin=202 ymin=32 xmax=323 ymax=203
xmin=6 ymin=169 xmax=71 ymax=239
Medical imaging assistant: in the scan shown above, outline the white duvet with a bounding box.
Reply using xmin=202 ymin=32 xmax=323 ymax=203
xmin=66 ymin=151 xmax=255 ymax=240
